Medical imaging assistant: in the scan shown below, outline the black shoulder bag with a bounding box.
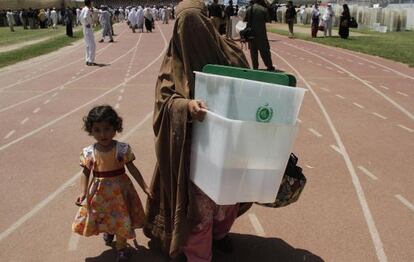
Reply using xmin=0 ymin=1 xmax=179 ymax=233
xmin=257 ymin=153 xmax=306 ymax=208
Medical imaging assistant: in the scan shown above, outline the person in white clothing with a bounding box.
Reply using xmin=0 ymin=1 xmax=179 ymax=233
xmin=128 ymin=7 xmax=137 ymax=33
xmin=76 ymin=8 xmax=81 ymax=26
xmin=6 ymin=10 xmax=15 ymax=32
xmin=136 ymin=6 xmax=144 ymax=32
xmin=99 ymin=6 xmax=113 ymax=42
xmin=322 ymin=3 xmax=334 ymax=37
xmin=50 ymin=8 xmax=58 ymax=29
xmin=80 ymin=0 xmax=96 ymax=66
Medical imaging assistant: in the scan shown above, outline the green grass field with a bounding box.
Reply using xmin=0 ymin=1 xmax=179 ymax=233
xmin=0 ymin=26 xmax=100 ymax=69
xmin=268 ymin=26 xmax=414 ymax=67
xmin=0 ymin=30 xmax=84 ymax=69
xmin=0 ymin=26 xmax=67 ymax=46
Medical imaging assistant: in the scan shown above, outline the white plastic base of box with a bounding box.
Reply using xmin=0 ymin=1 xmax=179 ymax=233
xmin=190 ymin=111 xmax=298 ymax=205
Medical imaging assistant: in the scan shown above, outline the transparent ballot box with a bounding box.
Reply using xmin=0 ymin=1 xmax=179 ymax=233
xmin=190 ymin=72 xmax=306 ymax=205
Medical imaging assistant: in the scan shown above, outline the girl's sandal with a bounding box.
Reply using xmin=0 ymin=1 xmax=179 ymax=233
xmin=103 ymin=233 xmax=114 ymax=246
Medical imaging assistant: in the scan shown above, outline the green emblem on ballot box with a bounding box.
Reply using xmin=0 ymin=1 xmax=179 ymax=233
xmin=256 ymin=103 xmax=273 ymax=123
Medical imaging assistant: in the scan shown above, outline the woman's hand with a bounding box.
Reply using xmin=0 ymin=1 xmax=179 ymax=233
xmin=144 ymin=187 xmax=154 ymax=199
xmin=75 ymin=193 xmax=86 ymax=206
xmin=188 ymin=100 xmax=208 ymax=122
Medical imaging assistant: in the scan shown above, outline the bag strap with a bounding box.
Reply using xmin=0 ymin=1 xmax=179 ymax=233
xmin=246 ymin=5 xmax=253 ymax=27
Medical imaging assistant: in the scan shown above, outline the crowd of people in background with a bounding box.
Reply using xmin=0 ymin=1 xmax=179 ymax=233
xmin=0 ymin=1 xmax=178 ymax=33
xmin=1 ymin=1 xmax=353 ymax=40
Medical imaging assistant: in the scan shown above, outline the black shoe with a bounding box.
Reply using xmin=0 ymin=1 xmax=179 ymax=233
xmin=109 ymin=39 xmax=114 ymax=42
xmin=213 ymin=235 xmax=233 ymax=253
xmin=266 ymin=66 xmax=276 ymax=72
xmin=99 ymin=39 xmax=104 ymax=43
xmin=103 ymin=233 xmax=114 ymax=246
xmin=86 ymin=62 xmax=91 ymax=66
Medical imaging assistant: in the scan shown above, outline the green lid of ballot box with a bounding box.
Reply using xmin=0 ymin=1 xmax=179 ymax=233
xmin=202 ymin=64 xmax=296 ymax=87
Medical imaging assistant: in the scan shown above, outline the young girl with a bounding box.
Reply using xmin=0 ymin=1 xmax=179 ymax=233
xmin=72 ymin=105 xmax=152 ymax=261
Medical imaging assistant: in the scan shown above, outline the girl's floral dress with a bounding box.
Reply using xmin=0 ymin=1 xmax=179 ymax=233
xmin=72 ymin=141 xmax=145 ymax=239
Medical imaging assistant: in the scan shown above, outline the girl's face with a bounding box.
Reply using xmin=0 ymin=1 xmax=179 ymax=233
xmin=91 ymin=121 xmax=116 ymax=147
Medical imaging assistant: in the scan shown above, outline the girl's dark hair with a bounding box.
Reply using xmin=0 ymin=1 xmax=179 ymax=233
xmin=83 ymin=105 xmax=123 ymax=134
xmin=343 ymin=4 xmax=349 ymax=11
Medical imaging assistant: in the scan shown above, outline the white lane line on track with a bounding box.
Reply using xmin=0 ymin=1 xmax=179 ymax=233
xmin=353 ymin=102 xmax=365 ymax=109
xmin=305 ymin=164 xmax=314 ymax=169
xmin=297 ymin=118 xmax=302 ymax=123
xmin=308 ymin=128 xmax=322 ymax=137
xmin=0 ymin=113 xmax=153 ymax=242
xmin=358 ymin=166 xmax=378 ymax=180
xmin=382 ymin=69 xmax=390 ymax=73
xmin=0 ymin=43 xmax=111 ymax=93
xmin=308 ymin=81 xmax=316 ymax=86
xmin=372 ymin=112 xmax=387 ymax=120
xmin=320 ymin=87 xmax=330 ymax=92
xmin=337 ymin=70 xmax=344 ymax=74
xmin=397 ymin=124 xmax=414 ymax=133
xmin=248 ymin=213 xmax=266 ymax=237
xmin=20 ymin=117 xmax=29 ymax=125
xmin=271 ymin=49 xmax=389 ymax=262
xmin=358 ymin=62 xmax=364 ymax=65
xmin=365 ymin=80 xmax=372 ymax=84
xmin=335 ymin=94 xmax=346 ymax=99
xmin=67 ymin=233 xmax=80 ymax=251
xmin=0 ymin=34 xmax=142 ymax=113
xmin=395 ymin=195 xmax=414 ymax=212
xmin=380 ymin=85 xmax=389 ymax=90
xmin=0 ymin=26 xmax=129 ymax=91
xmin=283 ymin=42 xmax=414 ymax=121
xmin=120 ymin=89 xmax=125 ymax=93
xmin=4 ymin=130 xmax=15 ymax=139
xmin=33 ymin=107 xmax=40 ymax=113
xmin=396 ymin=91 xmax=408 ymax=97
xmin=43 ymin=99 xmax=50 ymax=105
xmin=330 ymin=144 xmax=342 ymax=155
xmin=114 ymin=103 xmax=120 ymax=109
xmin=52 ymin=92 xmax=58 ymax=97
xmin=117 ymin=96 xmax=123 ymax=101
xmin=0 ymin=24 xmax=168 ymax=152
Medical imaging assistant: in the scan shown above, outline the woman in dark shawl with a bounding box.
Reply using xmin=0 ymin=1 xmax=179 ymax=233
xmin=144 ymin=6 xmax=154 ymax=32
xmin=339 ymin=4 xmax=350 ymax=39
xmin=144 ymin=0 xmax=251 ymax=260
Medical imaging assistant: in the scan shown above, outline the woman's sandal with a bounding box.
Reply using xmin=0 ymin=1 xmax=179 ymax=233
xmin=116 ymin=248 xmax=130 ymax=262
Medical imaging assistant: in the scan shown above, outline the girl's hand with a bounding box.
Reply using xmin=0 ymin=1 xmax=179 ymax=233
xmin=75 ymin=193 xmax=86 ymax=206
xmin=188 ymin=100 xmax=208 ymax=122
xmin=144 ymin=187 xmax=153 ymax=199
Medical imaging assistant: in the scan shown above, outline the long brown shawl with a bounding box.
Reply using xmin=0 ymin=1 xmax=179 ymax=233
xmin=143 ymin=0 xmax=251 ymax=257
